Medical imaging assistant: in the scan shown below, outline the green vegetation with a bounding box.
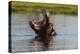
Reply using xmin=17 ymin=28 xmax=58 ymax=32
xmin=10 ymin=1 xmax=78 ymax=15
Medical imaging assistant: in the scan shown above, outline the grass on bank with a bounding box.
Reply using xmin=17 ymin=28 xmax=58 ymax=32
xmin=10 ymin=1 xmax=78 ymax=15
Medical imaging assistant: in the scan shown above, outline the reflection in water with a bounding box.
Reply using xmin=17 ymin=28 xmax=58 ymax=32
xmin=32 ymin=36 xmax=54 ymax=51
xmin=11 ymin=13 xmax=78 ymax=53
xmin=27 ymin=36 xmax=55 ymax=51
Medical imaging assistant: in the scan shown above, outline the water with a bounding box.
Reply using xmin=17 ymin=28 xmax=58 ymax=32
xmin=11 ymin=13 xmax=78 ymax=53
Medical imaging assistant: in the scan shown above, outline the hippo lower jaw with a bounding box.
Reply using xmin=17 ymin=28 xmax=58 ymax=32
xmin=31 ymin=21 xmax=41 ymax=30
xmin=30 ymin=17 xmax=46 ymax=30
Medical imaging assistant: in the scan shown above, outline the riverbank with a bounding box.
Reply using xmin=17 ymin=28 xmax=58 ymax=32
xmin=10 ymin=1 xmax=78 ymax=15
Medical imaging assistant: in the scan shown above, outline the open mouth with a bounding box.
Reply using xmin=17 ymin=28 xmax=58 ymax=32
xmin=32 ymin=20 xmax=40 ymax=27
xmin=31 ymin=20 xmax=41 ymax=30
xmin=32 ymin=17 xmax=46 ymax=26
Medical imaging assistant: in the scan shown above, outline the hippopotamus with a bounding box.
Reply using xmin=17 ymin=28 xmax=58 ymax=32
xmin=29 ymin=9 xmax=57 ymax=50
